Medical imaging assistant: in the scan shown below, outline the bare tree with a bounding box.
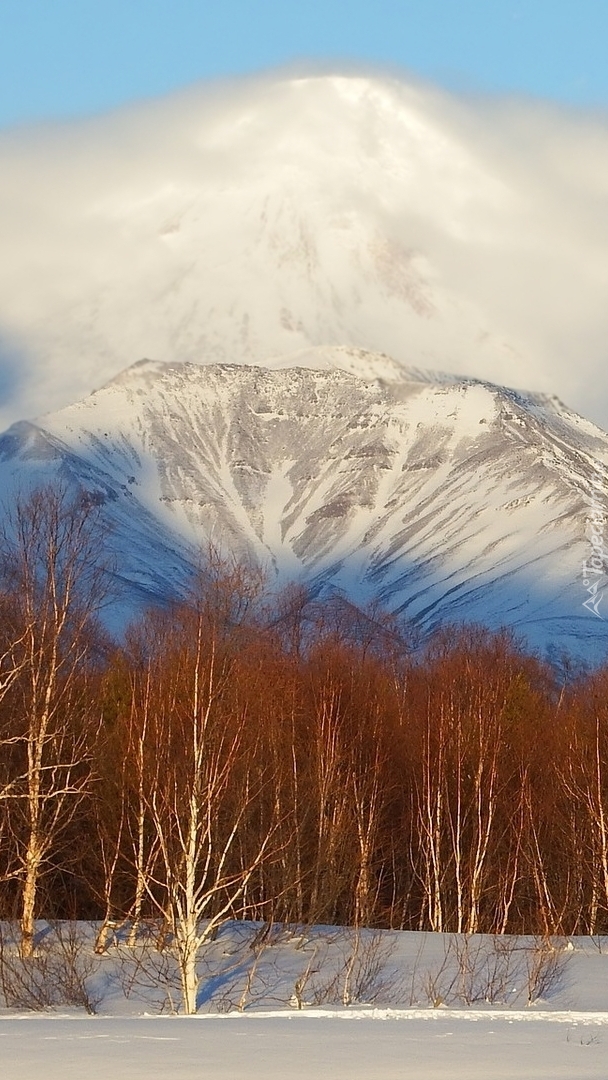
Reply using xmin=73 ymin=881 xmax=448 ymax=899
xmin=127 ymin=593 xmax=280 ymax=1014
xmin=559 ymin=676 xmax=608 ymax=933
xmin=0 ymin=487 xmax=107 ymax=955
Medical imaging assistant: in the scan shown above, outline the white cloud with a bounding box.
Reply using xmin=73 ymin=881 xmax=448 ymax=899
xmin=0 ymin=69 xmax=607 ymax=429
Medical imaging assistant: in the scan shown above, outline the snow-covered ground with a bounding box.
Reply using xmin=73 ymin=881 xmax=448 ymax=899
xmin=3 ymin=1009 xmax=608 ymax=1080
xmin=1 ymin=925 xmax=608 ymax=1078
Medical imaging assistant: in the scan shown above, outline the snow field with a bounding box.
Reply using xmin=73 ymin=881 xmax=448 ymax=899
xmin=1 ymin=925 xmax=608 ymax=1078
xmin=1 ymin=1010 xmax=608 ymax=1080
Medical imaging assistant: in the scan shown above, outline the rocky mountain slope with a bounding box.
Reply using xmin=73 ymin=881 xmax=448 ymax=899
xmin=1 ymin=350 xmax=606 ymax=662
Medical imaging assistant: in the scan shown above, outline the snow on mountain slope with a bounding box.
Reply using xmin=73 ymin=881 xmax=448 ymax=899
xmin=1 ymin=72 xmax=608 ymax=429
xmin=1 ymin=354 xmax=607 ymax=662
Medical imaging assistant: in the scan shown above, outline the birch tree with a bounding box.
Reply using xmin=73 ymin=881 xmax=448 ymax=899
xmin=0 ymin=487 xmax=106 ymax=955
xmin=129 ymin=598 xmax=279 ymax=1015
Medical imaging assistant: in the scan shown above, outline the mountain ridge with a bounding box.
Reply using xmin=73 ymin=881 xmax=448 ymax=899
xmin=1 ymin=351 xmax=606 ymax=662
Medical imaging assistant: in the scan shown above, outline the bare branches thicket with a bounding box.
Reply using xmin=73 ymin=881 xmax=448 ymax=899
xmin=0 ymin=922 xmax=101 ymax=1013
xmin=416 ymin=934 xmax=569 ymax=1008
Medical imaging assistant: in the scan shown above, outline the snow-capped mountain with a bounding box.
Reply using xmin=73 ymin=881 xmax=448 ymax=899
xmin=1 ymin=350 xmax=607 ymax=662
xmin=1 ymin=72 xmax=608 ymax=430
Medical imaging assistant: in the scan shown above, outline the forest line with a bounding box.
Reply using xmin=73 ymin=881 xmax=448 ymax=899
xmin=1 ymin=488 xmax=608 ymax=996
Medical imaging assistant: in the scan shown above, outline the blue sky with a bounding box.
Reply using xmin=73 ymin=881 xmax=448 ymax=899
xmin=1 ymin=0 xmax=607 ymax=129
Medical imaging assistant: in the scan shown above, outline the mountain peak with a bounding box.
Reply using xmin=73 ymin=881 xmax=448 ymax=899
xmin=2 ymin=70 xmax=608 ymax=430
